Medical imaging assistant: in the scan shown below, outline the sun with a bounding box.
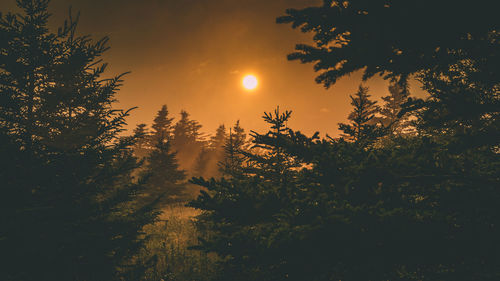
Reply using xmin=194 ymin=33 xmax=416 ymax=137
xmin=242 ymin=75 xmax=258 ymax=90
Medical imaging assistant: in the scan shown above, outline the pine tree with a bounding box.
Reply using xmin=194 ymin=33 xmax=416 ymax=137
xmin=247 ymin=107 xmax=299 ymax=182
xmin=151 ymin=104 xmax=174 ymax=143
xmin=376 ymin=83 xmax=412 ymax=135
xmin=194 ymin=124 xmax=227 ymax=178
xmin=193 ymin=146 xmax=210 ymax=177
xmin=132 ymin=123 xmax=151 ymax=159
xmin=219 ymin=120 xmax=247 ymax=177
xmin=172 ymin=110 xmax=204 ymax=172
xmin=189 ymin=108 xmax=302 ymax=281
xmin=338 ymin=85 xmax=385 ymax=146
xmin=140 ymin=134 xmax=186 ymax=206
xmin=207 ymin=124 xmax=227 ymax=176
xmin=211 ymin=124 xmax=227 ymax=151
xmin=135 ymin=105 xmax=186 ymax=206
xmin=0 ymin=1 xmax=157 ymax=280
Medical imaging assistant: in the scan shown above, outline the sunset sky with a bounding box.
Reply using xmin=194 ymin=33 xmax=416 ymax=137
xmin=5 ymin=0 xmax=426 ymax=136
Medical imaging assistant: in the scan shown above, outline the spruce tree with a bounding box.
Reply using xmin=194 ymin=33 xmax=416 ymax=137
xmin=338 ymin=85 xmax=385 ymax=146
xmin=377 ymin=83 xmax=412 ymax=135
xmin=193 ymin=146 xmax=210 ymax=177
xmin=206 ymin=124 xmax=227 ymax=176
xmin=132 ymin=123 xmax=151 ymax=159
xmin=0 ymin=1 xmax=157 ymax=280
xmin=136 ymin=105 xmax=186 ymax=205
xmin=190 ymin=108 xmax=302 ymax=281
xmin=219 ymin=120 xmax=247 ymax=177
xmin=151 ymin=104 xmax=174 ymax=143
xmin=193 ymin=124 xmax=227 ymax=178
xmin=172 ymin=110 xmax=204 ymax=172
xmin=140 ymin=134 xmax=186 ymax=206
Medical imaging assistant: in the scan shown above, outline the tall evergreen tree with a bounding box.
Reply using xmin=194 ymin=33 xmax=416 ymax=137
xmin=220 ymin=120 xmax=247 ymax=177
xmin=338 ymin=85 xmax=385 ymax=146
xmin=377 ymin=83 xmax=412 ymax=135
xmin=194 ymin=124 xmax=226 ymax=178
xmin=172 ymin=110 xmax=204 ymax=172
xmin=413 ymin=60 xmax=500 ymax=148
xmin=190 ymin=108 xmax=303 ymax=281
xmin=0 ymin=1 xmax=157 ymax=280
xmin=140 ymin=133 xmax=186 ymax=206
xmin=151 ymin=104 xmax=174 ymax=143
xmin=211 ymin=124 xmax=227 ymax=151
xmin=132 ymin=123 xmax=151 ymax=159
xmin=132 ymin=105 xmax=186 ymax=206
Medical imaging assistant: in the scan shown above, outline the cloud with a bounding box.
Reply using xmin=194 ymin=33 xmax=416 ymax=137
xmin=320 ymin=107 xmax=330 ymax=113
xmin=192 ymin=60 xmax=211 ymax=74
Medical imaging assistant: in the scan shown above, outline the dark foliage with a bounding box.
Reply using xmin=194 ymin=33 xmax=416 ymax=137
xmin=0 ymin=1 xmax=158 ymax=280
xmin=194 ymin=124 xmax=227 ymax=178
xmin=189 ymin=1 xmax=499 ymax=280
xmin=172 ymin=110 xmax=205 ymax=173
xmin=219 ymin=120 xmax=248 ymax=177
xmin=338 ymin=85 xmax=386 ymax=146
xmin=277 ymin=0 xmax=499 ymax=89
xmin=375 ymin=83 xmax=412 ymax=136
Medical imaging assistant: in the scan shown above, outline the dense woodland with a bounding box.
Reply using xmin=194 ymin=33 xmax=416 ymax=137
xmin=0 ymin=1 xmax=498 ymax=281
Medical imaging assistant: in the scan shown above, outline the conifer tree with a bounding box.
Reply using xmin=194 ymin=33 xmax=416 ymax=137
xmin=132 ymin=123 xmax=151 ymax=159
xmin=134 ymin=105 xmax=186 ymax=205
xmin=193 ymin=145 xmax=210 ymax=177
xmin=377 ymin=83 xmax=412 ymax=135
xmin=220 ymin=120 xmax=247 ymax=177
xmin=414 ymin=61 xmax=500 ymax=148
xmin=151 ymin=104 xmax=174 ymax=143
xmin=0 ymin=1 xmax=157 ymax=280
xmin=338 ymin=85 xmax=385 ymax=146
xmin=190 ymin=108 xmax=302 ymax=281
xmin=208 ymin=124 xmax=227 ymax=175
xmin=247 ymin=107 xmax=300 ymax=182
xmin=194 ymin=124 xmax=226 ymax=178
xmin=211 ymin=124 xmax=227 ymax=151
xmin=172 ymin=110 xmax=204 ymax=172
xmin=140 ymin=133 xmax=186 ymax=206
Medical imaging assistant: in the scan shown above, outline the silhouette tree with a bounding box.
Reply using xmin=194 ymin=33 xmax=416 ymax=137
xmin=211 ymin=124 xmax=227 ymax=152
xmin=136 ymin=105 xmax=186 ymax=206
xmin=412 ymin=61 xmax=500 ymax=149
xmin=376 ymin=83 xmax=412 ymax=135
xmin=132 ymin=123 xmax=152 ymax=159
xmin=172 ymin=110 xmax=204 ymax=172
xmin=219 ymin=120 xmax=247 ymax=177
xmin=0 ymin=1 xmax=157 ymax=280
xmin=151 ymin=104 xmax=174 ymax=143
xmin=194 ymin=124 xmax=227 ymax=178
xmin=338 ymin=85 xmax=385 ymax=146
xmin=190 ymin=108 xmax=304 ymax=281
xmin=140 ymin=134 xmax=186 ymax=206
xmin=193 ymin=146 xmax=210 ymax=177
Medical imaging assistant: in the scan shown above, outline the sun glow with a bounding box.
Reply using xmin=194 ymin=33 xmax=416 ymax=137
xmin=242 ymin=75 xmax=258 ymax=90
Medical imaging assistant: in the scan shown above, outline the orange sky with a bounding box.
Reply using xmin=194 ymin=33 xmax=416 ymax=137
xmin=5 ymin=0 xmax=427 ymax=137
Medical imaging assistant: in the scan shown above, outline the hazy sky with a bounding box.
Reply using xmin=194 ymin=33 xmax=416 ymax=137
xmin=4 ymin=0 xmax=425 ymax=137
